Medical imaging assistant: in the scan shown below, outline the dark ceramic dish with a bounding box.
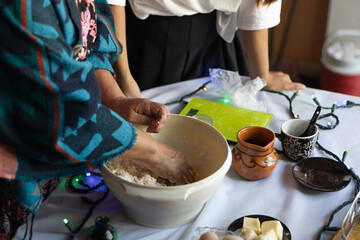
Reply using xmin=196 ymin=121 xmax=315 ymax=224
xmin=292 ymin=157 xmax=351 ymax=192
xmin=228 ymin=214 xmax=291 ymax=240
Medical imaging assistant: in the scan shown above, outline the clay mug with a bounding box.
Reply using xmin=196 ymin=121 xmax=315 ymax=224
xmin=232 ymin=126 xmax=278 ymax=181
xmin=277 ymin=119 xmax=319 ymax=162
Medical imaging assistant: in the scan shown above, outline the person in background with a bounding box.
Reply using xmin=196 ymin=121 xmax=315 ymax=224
xmin=107 ymin=0 xmax=142 ymax=98
xmin=0 ymin=0 xmax=193 ymax=239
xmin=108 ymin=0 xmax=306 ymax=92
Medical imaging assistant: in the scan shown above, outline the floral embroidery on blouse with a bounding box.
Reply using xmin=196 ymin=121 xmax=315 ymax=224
xmin=75 ymin=0 xmax=97 ymax=60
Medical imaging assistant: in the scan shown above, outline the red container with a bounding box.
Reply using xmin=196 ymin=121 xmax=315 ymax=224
xmin=321 ymin=67 xmax=360 ymax=97
xmin=321 ymin=30 xmax=360 ymax=97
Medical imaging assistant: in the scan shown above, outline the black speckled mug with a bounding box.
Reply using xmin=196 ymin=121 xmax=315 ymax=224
xmin=278 ymin=119 xmax=319 ymax=162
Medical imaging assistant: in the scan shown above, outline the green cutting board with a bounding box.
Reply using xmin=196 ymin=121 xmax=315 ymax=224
xmin=179 ymin=98 xmax=273 ymax=143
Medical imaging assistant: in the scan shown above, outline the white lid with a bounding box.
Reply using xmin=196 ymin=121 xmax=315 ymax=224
xmin=321 ymin=30 xmax=360 ymax=75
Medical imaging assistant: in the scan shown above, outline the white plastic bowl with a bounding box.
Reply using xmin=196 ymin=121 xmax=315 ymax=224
xmin=100 ymin=114 xmax=231 ymax=228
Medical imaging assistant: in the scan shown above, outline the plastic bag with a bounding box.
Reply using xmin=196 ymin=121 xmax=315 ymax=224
xmin=209 ymin=68 xmax=266 ymax=112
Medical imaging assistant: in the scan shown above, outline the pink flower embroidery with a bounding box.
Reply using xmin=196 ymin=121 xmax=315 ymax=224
xmin=76 ymin=0 xmax=97 ymax=60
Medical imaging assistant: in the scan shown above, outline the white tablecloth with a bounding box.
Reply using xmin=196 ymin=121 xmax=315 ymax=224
xmin=14 ymin=77 xmax=360 ymax=240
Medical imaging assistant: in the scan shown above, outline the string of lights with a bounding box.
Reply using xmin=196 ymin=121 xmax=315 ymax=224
xmin=272 ymin=87 xmax=360 ymax=238
xmin=165 ymin=80 xmax=211 ymax=106
xmin=63 ymin=188 xmax=110 ymax=240
xmin=67 ymin=172 xmax=105 ymax=194
xmin=63 ymin=172 xmax=109 ymax=239
xmin=62 ymin=82 xmax=359 ymax=239
xmin=163 ymin=80 xmax=360 ymax=239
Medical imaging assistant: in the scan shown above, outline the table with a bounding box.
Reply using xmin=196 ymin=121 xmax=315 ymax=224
xmin=14 ymin=77 xmax=360 ymax=240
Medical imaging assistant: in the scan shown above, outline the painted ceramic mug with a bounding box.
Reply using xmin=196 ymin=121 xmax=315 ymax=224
xmin=232 ymin=126 xmax=278 ymax=181
xmin=278 ymin=119 xmax=319 ymax=162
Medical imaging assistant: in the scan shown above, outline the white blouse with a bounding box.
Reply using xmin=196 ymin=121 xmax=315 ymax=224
xmin=106 ymin=0 xmax=282 ymax=43
xmin=107 ymin=0 xmax=126 ymax=6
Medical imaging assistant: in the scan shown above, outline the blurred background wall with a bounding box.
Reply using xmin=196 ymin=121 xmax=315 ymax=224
xmin=327 ymin=0 xmax=360 ymax=35
xmin=269 ymin=0 xmax=360 ymax=89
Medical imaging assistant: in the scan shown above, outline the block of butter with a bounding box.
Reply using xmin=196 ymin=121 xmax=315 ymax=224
xmin=241 ymin=217 xmax=284 ymax=240
xmin=242 ymin=217 xmax=261 ymax=235
xmin=261 ymin=220 xmax=283 ymax=240
xmin=241 ymin=228 xmax=258 ymax=240
xmin=259 ymin=229 xmax=278 ymax=240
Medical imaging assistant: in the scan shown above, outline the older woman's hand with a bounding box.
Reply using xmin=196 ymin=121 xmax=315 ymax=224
xmin=122 ymin=129 xmax=195 ymax=185
xmin=94 ymin=69 xmax=170 ymax=132
xmin=144 ymin=141 xmax=195 ymax=185
xmin=112 ymin=97 xmax=170 ymax=133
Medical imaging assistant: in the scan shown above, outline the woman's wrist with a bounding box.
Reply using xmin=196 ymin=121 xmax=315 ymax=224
xmin=95 ymin=68 xmax=126 ymax=107
xmin=121 ymin=128 xmax=159 ymax=164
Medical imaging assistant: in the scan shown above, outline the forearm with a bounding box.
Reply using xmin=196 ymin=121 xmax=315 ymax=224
xmin=240 ymin=29 xmax=306 ymax=91
xmin=95 ymin=68 xmax=125 ymax=109
xmin=240 ymin=29 xmax=270 ymax=80
xmin=121 ymin=128 xmax=157 ymax=162
xmin=0 ymin=0 xmax=137 ymax=174
xmin=109 ymin=5 xmax=141 ymax=97
xmin=119 ymin=127 xmax=195 ymax=185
